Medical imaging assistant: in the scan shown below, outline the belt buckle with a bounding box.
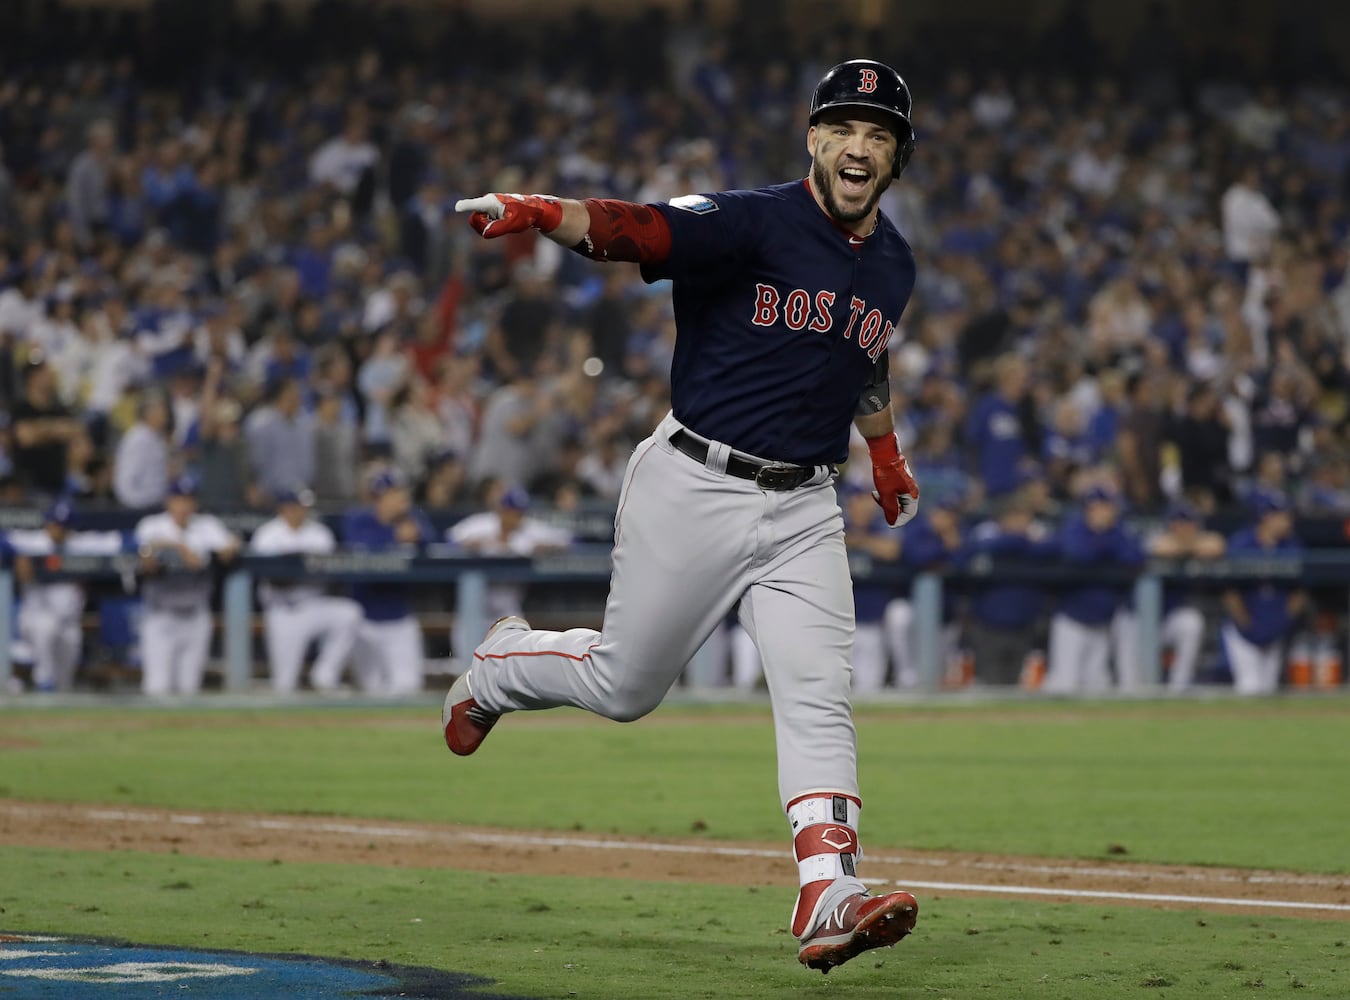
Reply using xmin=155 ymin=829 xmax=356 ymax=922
xmin=755 ymin=463 xmax=805 ymax=491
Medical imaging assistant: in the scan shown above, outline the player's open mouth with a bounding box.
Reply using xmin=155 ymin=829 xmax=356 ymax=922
xmin=838 ymin=167 xmax=871 ymax=195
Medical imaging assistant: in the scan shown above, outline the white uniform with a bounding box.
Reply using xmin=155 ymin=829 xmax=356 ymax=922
xmin=134 ymin=512 xmax=237 ymax=695
xmin=248 ymin=516 xmax=362 ymax=693
xmin=447 ymin=511 xmax=571 ymax=656
xmin=5 ymin=528 xmax=124 ymax=690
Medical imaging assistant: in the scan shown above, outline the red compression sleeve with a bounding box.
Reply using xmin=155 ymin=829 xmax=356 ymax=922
xmin=572 ymin=199 xmax=672 ymax=263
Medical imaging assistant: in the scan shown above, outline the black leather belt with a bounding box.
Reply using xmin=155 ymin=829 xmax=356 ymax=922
xmin=669 ymin=429 xmax=825 ymax=491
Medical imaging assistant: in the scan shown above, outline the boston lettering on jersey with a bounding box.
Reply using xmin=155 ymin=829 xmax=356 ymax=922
xmin=751 ymin=286 xmax=893 ymax=362
xmin=642 ymin=180 xmax=917 ymax=466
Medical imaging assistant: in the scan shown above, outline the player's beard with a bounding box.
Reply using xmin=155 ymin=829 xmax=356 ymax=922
xmin=813 ymin=157 xmax=891 ymax=225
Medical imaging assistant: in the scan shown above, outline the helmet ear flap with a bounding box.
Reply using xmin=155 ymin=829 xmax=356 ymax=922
xmin=892 ymin=130 xmax=916 ymax=178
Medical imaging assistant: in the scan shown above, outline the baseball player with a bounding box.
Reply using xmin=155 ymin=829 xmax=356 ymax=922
xmin=882 ymin=499 xmax=964 ymax=689
xmin=446 ymin=485 xmax=572 ymax=660
xmin=134 ymin=475 xmax=241 ymax=695
xmin=1117 ymin=500 xmax=1225 ymax=691
xmin=342 ymin=469 xmax=433 ymax=695
xmin=248 ymin=488 xmax=362 ymax=693
xmin=958 ymin=489 xmax=1060 ymax=685
xmin=2 ymin=501 xmax=125 ymax=691
xmin=445 ymin=60 xmax=922 ymax=971
xmin=1043 ymin=485 xmax=1145 ymax=693
xmin=1221 ymin=490 xmax=1305 ymax=695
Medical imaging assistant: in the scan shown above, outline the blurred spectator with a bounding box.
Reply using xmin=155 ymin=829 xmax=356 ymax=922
xmin=11 ymin=361 xmax=83 ymax=497
xmin=1221 ymin=491 xmax=1306 ymax=694
xmin=311 ymin=389 xmax=359 ymax=506
xmin=470 ymin=371 xmax=550 ymax=489
xmin=484 ymin=264 xmax=560 ymax=380
xmin=112 ymin=392 xmax=171 ymax=510
xmin=65 ymin=119 xmax=116 ymax=249
xmin=1044 ymin=486 xmax=1144 ymax=693
xmin=1165 ymin=382 xmax=1233 ymax=506
xmin=196 ymin=361 xmax=256 ymax=510
xmin=389 ymin=378 xmax=450 ymax=486
xmin=420 ymin=448 xmax=470 ymax=510
xmin=245 ymin=376 xmax=315 ymax=501
xmin=965 ymin=353 xmax=1032 ymax=498
xmin=1221 ymin=164 xmax=1280 ymax=271
xmin=1117 ymin=372 xmax=1167 ymax=511
xmin=309 ymin=107 xmax=379 ymax=217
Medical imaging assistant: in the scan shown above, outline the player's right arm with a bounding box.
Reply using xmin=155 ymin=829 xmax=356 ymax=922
xmin=453 ymin=194 xmax=672 ymax=264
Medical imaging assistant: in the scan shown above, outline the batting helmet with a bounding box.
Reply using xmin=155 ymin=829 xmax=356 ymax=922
xmin=809 ymin=59 xmax=916 ymax=178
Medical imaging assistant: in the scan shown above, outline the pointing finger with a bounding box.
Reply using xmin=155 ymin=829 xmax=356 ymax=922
xmin=454 ymin=195 xmax=505 ymax=218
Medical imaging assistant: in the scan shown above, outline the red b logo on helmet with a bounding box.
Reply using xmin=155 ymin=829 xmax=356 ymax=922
xmin=858 ymin=68 xmax=878 ymax=94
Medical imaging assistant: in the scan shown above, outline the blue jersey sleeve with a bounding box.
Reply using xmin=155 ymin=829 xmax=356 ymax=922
xmin=341 ymin=509 xmax=385 ymax=550
xmin=640 ymin=191 xmax=764 ymax=286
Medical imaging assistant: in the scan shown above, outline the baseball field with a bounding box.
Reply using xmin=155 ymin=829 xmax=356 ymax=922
xmin=1 ymin=694 xmax=1348 ymax=998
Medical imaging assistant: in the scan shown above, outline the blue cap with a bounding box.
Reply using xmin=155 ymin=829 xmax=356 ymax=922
xmin=168 ymin=474 xmax=199 ymax=498
xmin=275 ymin=487 xmax=313 ymax=507
xmin=44 ymin=500 xmax=74 ymax=526
xmin=499 ymin=486 xmax=531 ymax=511
xmin=1083 ymin=484 xmax=1119 ymax=505
xmin=368 ymin=468 xmax=406 ymax=496
xmin=1166 ymin=500 xmax=1201 ymax=522
xmin=1251 ymin=489 xmax=1290 ymax=517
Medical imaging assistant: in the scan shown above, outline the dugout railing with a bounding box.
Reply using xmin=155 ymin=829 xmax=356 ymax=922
xmin=2 ymin=549 xmax=1348 ymax=693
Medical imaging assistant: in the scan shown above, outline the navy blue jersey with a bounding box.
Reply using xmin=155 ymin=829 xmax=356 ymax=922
xmin=959 ymin=522 xmax=1059 ymax=630
xmin=1056 ymin=514 xmax=1144 ymax=626
xmin=1226 ymin=528 xmax=1301 ymax=646
xmin=641 ymin=181 xmax=917 ymax=465
xmin=341 ymin=506 xmax=433 ymax=622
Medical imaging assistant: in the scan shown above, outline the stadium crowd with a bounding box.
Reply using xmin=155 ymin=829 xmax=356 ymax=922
xmin=1 ymin=1 xmax=1349 ymax=694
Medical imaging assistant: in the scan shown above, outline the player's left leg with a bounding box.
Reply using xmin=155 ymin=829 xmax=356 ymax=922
xmin=1081 ymin=625 xmax=1112 ymax=691
xmin=850 ymin=622 xmax=888 ymax=694
xmin=383 ymin=616 xmax=425 ymax=695
xmin=307 ymin=597 xmax=362 ymax=691
xmin=55 ymin=619 xmax=83 ymax=690
xmin=18 ymin=607 xmax=61 ymax=691
xmin=740 ymin=484 xmax=916 ymax=971
xmin=881 ymin=598 xmax=914 ymax=687
xmin=729 ymin=622 xmax=762 ymax=690
xmin=1163 ymin=607 xmax=1205 ymax=691
xmin=175 ymin=610 xmax=213 ymax=695
xmin=1111 ymin=609 xmax=1139 ymax=690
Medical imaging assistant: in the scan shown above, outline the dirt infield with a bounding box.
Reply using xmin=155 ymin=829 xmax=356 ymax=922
xmin=2 ymin=800 xmax=1346 ymax=921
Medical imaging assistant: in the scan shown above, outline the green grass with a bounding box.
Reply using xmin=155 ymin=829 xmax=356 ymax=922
xmin=2 ymin=846 xmax=1345 ymax=1000
xmin=2 ymin=698 xmax=1348 ymax=872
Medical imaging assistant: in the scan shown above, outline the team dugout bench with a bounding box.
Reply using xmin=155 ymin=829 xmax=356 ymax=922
xmin=2 ymin=547 xmax=1348 ymax=693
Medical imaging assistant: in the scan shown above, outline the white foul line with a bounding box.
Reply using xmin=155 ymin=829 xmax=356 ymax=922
xmin=10 ymin=805 xmax=1350 ymax=914
xmin=894 ymin=879 xmax=1350 ymax=913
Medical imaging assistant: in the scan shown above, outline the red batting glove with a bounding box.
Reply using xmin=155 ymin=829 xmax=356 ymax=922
xmin=453 ymin=193 xmax=564 ymax=239
xmin=866 ymin=433 xmax=920 ymax=527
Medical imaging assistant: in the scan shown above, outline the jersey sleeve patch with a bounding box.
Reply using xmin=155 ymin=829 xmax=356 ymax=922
xmin=668 ymin=194 xmax=719 ymax=215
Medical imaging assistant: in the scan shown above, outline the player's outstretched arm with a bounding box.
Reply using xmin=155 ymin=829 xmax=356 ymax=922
xmin=454 ymin=193 xmax=671 ymax=264
xmin=453 ymin=194 xmax=590 ymax=245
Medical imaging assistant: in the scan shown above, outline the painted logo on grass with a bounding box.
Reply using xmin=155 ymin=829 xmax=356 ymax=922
xmin=0 ymin=933 xmax=532 ymax=998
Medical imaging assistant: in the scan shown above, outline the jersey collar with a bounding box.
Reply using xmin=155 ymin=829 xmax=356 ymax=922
xmin=801 ymin=177 xmax=878 ymax=248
